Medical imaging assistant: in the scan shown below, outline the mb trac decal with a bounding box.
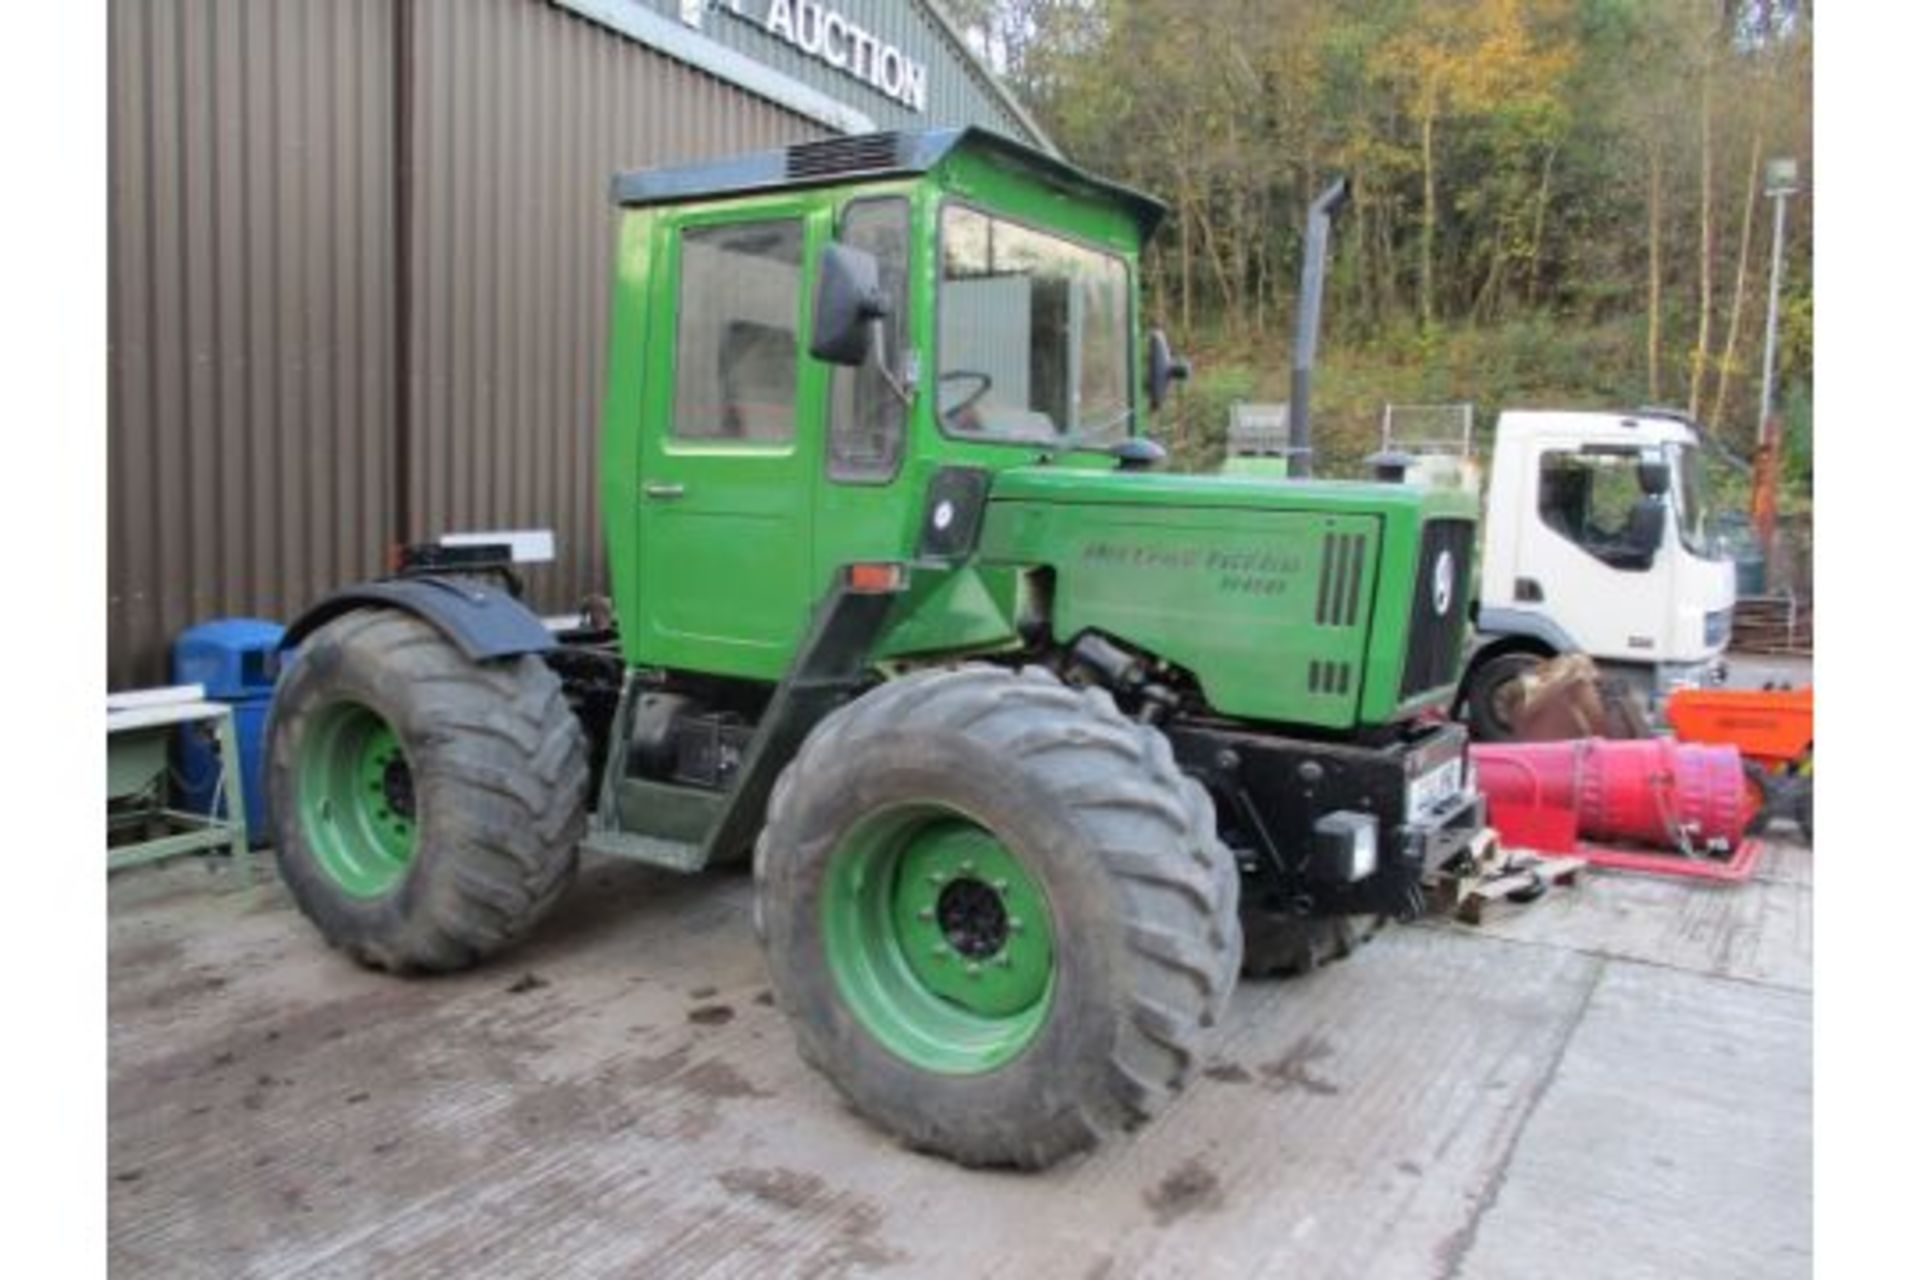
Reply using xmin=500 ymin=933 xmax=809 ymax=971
xmin=1079 ymin=540 xmax=1306 ymax=597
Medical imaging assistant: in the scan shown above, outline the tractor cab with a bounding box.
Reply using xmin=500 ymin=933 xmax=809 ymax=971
xmin=601 ymin=128 xmax=1173 ymax=682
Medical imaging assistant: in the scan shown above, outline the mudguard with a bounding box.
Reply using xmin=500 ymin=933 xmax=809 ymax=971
xmin=279 ymin=576 xmax=555 ymax=662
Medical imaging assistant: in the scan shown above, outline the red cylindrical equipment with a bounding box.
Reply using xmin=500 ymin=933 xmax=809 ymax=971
xmin=1471 ymin=738 xmax=1754 ymax=851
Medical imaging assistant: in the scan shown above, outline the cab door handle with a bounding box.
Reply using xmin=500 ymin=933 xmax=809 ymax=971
xmin=642 ymin=482 xmax=686 ymax=500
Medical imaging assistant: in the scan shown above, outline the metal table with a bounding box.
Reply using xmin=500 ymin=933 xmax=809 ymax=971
xmin=107 ymin=685 xmax=251 ymax=881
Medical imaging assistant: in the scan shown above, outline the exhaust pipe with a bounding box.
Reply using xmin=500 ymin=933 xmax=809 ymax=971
xmin=1288 ymin=177 xmax=1351 ymax=479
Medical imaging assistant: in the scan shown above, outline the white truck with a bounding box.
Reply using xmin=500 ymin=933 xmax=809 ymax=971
xmin=1457 ymin=408 xmax=1737 ymax=738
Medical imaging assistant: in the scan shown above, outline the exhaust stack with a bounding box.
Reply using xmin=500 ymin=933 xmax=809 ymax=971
xmin=1288 ymin=177 xmax=1351 ymax=479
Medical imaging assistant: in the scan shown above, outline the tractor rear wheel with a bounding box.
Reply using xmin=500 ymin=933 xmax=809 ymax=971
xmin=754 ymin=665 xmax=1241 ymax=1169
xmin=1239 ymin=911 xmax=1384 ymax=978
xmin=267 ymin=610 xmax=589 ymax=973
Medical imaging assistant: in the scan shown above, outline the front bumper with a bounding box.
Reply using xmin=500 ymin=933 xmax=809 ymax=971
xmin=1168 ymin=718 xmax=1489 ymax=921
xmin=1400 ymin=786 xmax=1486 ymax=877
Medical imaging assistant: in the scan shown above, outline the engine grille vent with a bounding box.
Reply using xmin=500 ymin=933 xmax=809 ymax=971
xmin=1308 ymin=660 xmax=1354 ymax=696
xmin=786 ymin=133 xmax=904 ymax=180
xmin=1399 ymin=519 xmax=1476 ymax=699
xmin=1315 ymin=531 xmax=1368 ymax=627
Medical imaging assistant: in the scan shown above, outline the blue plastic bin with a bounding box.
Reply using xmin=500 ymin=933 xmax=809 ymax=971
xmin=172 ymin=618 xmax=284 ymax=841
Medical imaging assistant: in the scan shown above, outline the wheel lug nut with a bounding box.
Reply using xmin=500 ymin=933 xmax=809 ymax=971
xmin=1008 ymin=917 xmax=1024 ymax=933
xmin=993 ymin=878 xmax=1010 ymax=893
xmin=960 ymin=860 xmax=976 ymax=874
xmin=933 ymin=943 xmax=949 ymax=958
xmin=917 ymin=907 xmax=934 ymax=922
xmin=966 ymin=962 xmax=982 ymax=978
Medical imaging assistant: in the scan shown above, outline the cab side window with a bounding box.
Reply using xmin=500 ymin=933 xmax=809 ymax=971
xmin=1538 ymin=448 xmax=1658 ymax=571
xmin=828 ymin=198 xmax=910 ymax=481
xmin=673 ymin=219 xmax=804 ymax=442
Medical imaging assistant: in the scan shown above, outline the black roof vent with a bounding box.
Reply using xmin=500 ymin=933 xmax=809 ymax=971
xmin=786 ymin=133 xmax=904 ymax=180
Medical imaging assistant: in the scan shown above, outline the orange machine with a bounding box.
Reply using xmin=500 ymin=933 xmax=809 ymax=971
xmin=1665 ymin=686 xmax=1812 ymax=839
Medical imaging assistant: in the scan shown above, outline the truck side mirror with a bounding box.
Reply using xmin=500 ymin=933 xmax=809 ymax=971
xmin=811 ymin=243 xmax=888 ymax=367
xmin=1637 ymin=458 xmax=1671 ymax=496
xmin=1626 ymin=495 xmax=1667 ymax=560
xmin=1146 ymin=328 xmax=1190 ymax=411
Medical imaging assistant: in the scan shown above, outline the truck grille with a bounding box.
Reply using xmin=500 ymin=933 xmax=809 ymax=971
xmin=1399 ymin=519 xmax=1475 ymax=699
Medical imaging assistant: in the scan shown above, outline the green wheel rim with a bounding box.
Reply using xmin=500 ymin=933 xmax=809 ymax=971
xmin=822 ymin=805 xmax=1055 ymax=1075
xmin=296 ymin=700 xmax=419 ymax=898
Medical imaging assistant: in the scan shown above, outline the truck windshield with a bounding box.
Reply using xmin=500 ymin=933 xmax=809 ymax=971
xmin=938 ymin=204 xmax=1132 ymax=445
xmin=1668 ymin=442 xmax=1712 ymax=557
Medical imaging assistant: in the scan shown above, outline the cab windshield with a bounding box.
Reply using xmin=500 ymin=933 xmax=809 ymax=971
xmin=1669 ymin=442 xmax=1713 ymax=557
xmin=937 ymin=204 xmax=1132 ymax=445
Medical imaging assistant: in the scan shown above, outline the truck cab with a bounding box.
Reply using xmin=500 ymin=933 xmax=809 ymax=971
xmin=1462 ymin=409 xmax=1736 ymax=737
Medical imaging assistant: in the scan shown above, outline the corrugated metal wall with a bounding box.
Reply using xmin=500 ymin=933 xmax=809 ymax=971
xmin=108 ymin=0 xmax=823 ymax=687
xmin=405 ymin=0 xmax=823 ymax=626
xmin=109 ymin=0 xmax=397 ymax=690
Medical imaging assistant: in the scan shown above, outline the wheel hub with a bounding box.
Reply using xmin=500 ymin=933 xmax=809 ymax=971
xmin=890 ymin=822 xmax=1053 ymax=1019
xmin=380 ymin=752 xmax=415 ymax=820
xmin=821 ymin=807 xmax=1057 ymax=1074
xmin=297 ymin=702 xmax=419 ymax=898
xmin=936 ymin=878 xmax=1008 ymax=959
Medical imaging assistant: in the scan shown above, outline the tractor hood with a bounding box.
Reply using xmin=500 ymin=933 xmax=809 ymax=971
xmin=986 ymin=465 xmax=1476 ymax=519
xmin=977 ymin=466 xmax=1479 ymax=729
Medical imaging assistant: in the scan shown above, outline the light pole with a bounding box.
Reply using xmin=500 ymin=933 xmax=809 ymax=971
xmin=1752 ymin=157 xmax=1799 ymax=590
xmin=1757 ymin=157 xmax=1799 ymax=445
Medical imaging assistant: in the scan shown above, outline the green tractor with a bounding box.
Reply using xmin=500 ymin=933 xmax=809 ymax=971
xmin=266 ymin=128 xmax=1485 ymax=1170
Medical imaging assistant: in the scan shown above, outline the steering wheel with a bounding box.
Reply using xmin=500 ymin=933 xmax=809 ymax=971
xmin=938 ymin=370 xmax=994 ymax=419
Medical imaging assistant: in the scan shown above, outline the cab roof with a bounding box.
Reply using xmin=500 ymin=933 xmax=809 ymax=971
xmin=611 ymin=126 xmax=1167 ymax=241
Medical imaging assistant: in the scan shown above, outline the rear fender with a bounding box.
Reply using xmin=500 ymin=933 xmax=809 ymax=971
xmin=280 ymin=577 xmax=555 ymax=663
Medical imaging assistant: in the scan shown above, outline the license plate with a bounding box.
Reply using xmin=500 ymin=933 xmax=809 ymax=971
xmin=1408 ymin=758 xmax=1464 ymax=817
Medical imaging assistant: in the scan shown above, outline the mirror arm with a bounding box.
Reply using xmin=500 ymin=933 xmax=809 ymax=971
xmin=868 ymin=317 xmax=918 ymax=407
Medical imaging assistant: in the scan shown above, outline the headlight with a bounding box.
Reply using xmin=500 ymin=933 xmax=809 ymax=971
xmin=1311 ymin=812 xmax=1379 ymax=883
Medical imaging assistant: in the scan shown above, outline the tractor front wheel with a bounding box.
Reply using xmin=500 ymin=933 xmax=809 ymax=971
xmin=754 ymin=665 xmax=1241 ymax=1169
xmin=267 ymin=611 xmax=589 ymax=973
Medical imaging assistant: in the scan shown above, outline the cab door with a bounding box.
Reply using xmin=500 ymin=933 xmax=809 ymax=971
xmin=1520 ymin=439 xmax=1674 ymax=658
xmin=635 ymin=206 xmax=826 ymax=681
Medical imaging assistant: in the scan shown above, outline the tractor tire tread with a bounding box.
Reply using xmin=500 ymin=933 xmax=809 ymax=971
xmin=755 ymin=663 xmax=1240 ymax=1169
xmin=269 ymin=611 xmax=588 ymax=975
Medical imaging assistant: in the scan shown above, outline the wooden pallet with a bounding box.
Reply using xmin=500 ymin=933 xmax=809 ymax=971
xmin=1426 ymin=830 xmax=1585 ymax=925
xmin=1454 ymin=856 xmax=1585 ymax=925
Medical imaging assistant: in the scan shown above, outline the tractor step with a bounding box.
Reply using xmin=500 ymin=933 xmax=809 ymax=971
xmin=578 ymin=829 xmax=704 ymax=873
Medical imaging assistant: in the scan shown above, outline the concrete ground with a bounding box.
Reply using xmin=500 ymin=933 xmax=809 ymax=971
xmin=108 ymin=822 xmax=1811 ymax=1279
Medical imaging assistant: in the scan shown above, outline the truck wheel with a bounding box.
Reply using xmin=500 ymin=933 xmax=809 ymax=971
xmin=267 ymin=610 xmax=589 ymax=973
xmin=754 ymin=665 xmax=1241 ymax=1169
xmin=1240 ymin=911 xmax=1382 ymax=978
xmin=1793 ymin=748 xmax=1813 ymax=842
xmin=1463 ymin=651 xmax=1545 ymax=741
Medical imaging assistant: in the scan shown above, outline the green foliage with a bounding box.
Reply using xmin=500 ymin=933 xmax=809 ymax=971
xmin=1002 ymin=0 xmax=1812 ymax=507
xmin=1165 ymin=359 xmax=1257 ymax=472
xmin=1781 ymin=380 xmax=1813 ymax=501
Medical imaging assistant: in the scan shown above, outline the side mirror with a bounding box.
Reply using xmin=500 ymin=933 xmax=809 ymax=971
xmin=1637 ymin=456 xmax=1672 ymax=496
xmin=810 ymin=243 xmax=888 ymax=367
xmin=1146 ymin=328 xmax=1191 ymax=411
xmin=1626 ymin=495 xmax=1667 ymax=558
